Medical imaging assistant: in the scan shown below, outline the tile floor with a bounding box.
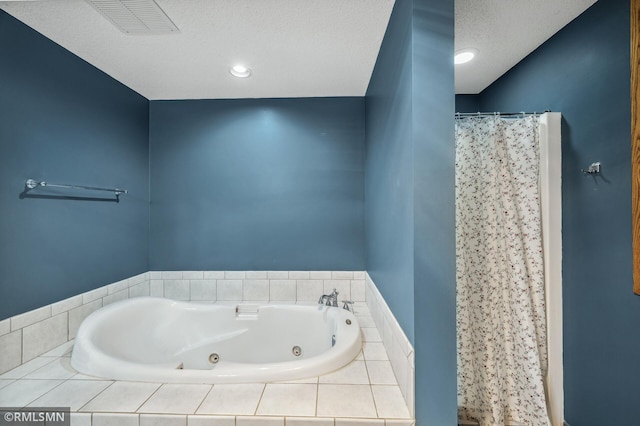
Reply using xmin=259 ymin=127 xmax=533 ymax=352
xmin=0 ymin=302 xmax=413 ymax=426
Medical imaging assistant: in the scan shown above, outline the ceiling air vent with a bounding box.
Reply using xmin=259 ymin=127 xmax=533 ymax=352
xmin=85 ymin=0 xmax=179 ymax=35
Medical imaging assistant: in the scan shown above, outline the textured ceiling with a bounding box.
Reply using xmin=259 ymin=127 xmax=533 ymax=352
xmin=0 ymin=0 xmax=395 ymax=100
xmin=455 ymin=0 xmax=597 ymax=94
xmin=1 ymin=0 xmax=598 ymax=99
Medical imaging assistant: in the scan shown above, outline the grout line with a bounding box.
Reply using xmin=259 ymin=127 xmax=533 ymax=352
xmin=193 ymin=383 xmax=215 ymax=415
xmin=130 ymin=382 xmax=163 ymax=413
xmin=367 ymin=383 xmax=381 ymax=420
xmin=18 ymin=329 xmax=24 ymax=367
xmin=253 ymin=383 xmax=267 ymax=416
xmin=77 ymin=379 xmax=116 ymax=411
xmin=363 ymin=352 xmax=374 ymax=388
xmin=315 ymin=373 xmax=320 ymax=417
xmin=2 ymin=356 xmax=58 ymax=381
xmin=135 ymin=382 xmax=165 ymax=413
xmin=22 ymin=375 xmax=67 ymax=408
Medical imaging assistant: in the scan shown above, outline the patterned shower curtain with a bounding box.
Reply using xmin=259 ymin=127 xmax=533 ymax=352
xmin=455 ymin=116 xmax=550 ymax=426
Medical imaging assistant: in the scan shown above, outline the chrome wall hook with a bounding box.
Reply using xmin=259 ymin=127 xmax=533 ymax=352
xmin=581 ymin=162 xmax=601 ymax=175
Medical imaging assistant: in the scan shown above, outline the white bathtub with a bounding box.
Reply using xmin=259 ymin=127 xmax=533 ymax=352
xmin=70 ymin=297 xmax=362 ymax=383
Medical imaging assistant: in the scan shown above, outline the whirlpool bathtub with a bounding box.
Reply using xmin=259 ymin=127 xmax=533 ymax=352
xmin=70 ymin=297 xmax=362 ymax=383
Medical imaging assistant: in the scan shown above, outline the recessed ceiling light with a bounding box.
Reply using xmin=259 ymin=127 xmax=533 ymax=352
xmin=455 ymin=48 xmax=478 ymax=65
xmin=230 ymin=65 xmax=251 ymax=78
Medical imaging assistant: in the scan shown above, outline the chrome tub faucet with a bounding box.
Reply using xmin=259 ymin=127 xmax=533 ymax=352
xmin=318 ymin=288 xmax=339 ymax=307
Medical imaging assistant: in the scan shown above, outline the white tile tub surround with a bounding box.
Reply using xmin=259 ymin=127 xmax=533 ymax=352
xmin=0 ymin=271 xmax=367 ymax=375
xmin=197 ymin=383 xmax=264 ymax=415
xmin=138 ymin=384 xmax=211 ymax=414
xmin=0 ymin=272 xmax=149 ymax=375
xmin=28 ymin=379 xmax=113 ymax=410
xmin=92 ymin=413 xmax=139 ymax=426
xmin=146 ymin=271 xmax=366 ymax=305
xmin=1 ymin=301 xmax=413 ymax=425
xmin=0 ymin=270 xmax=415 ymax=424
xmin=190 ymin=279 xmax=217 ymax=301
xmin=364 ymin=273 xmax=415 ymax=417
xmin=256 ymin=383 xmax=318 ymax=416
xmin=81 ymin=381 xmax=161 ymax=412
xmin=216 ymin=279 xmax=243 ymax=300
xmin=0 ymin=331 xmax=22 ymax=373
xmin=0 ymin=318 xmax=10 ymax=335
xmin=243 ymin=279 xmax=270 ymax=301
xmin=2 ymin=270 xmax=370 ymax=365
xmin=4 ymin=313 xmax=69 ymax=379
xmin=0 ymin=270 xmax=375 ymax=370
xmin=164 ymin=280 xmax=190 ymax=301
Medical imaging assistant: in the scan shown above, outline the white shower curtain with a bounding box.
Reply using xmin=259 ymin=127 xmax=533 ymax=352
xmin=455 ymin=116 xmax=550 ymax=426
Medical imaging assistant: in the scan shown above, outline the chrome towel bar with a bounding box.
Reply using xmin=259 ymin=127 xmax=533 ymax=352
xmin=25 ymin=179 xmax=127 ymax=196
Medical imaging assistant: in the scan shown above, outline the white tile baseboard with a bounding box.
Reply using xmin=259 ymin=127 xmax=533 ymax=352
xmin=364 ymin=272 xmax=415 ymax=417
xmin=149 ymin=271 xmax=366 ymax=305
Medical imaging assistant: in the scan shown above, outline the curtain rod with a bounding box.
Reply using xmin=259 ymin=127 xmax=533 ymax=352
xmin=455 ymin=110 xmax=550 ymax=118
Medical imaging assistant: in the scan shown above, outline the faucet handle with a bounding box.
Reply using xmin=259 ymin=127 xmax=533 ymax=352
xmin=342 ymin=300 xmax=354 ymax=311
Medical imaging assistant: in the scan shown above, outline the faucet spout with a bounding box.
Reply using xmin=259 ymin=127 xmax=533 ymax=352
xmin=318 ymin=289 xmax=340 ymax=307
xmin=325 ymin=288 xmax=339 ymax=307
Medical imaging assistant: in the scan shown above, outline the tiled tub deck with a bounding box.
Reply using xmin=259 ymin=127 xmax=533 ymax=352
xmin=0 ymin=302 xmax=414 ymax=426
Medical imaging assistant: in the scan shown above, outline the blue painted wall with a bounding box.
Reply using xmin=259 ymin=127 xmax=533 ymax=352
xmin=455 ymin=94 xmax=480 ymax=113
xmin=477 ymin=0 xmax=638 ymax=424
xmin=365 ymin=0 xmax=456 ymax=424
xmin=0 ymin=11 xmax=150 ymax=320
xmin=412 ymin=1 xmax=456 ymax=424
xmin=149 ymin=98 xmax=365 ymax=270
xmin=365 ymin=0 xmax=414 ymax=341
